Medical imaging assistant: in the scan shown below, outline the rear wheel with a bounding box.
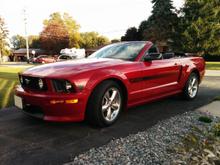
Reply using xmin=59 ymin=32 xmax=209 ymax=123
xmin=183 ymin=72 xmax=199 ymax=100
xmin=86 ymin=80 xmax=123 ymax=127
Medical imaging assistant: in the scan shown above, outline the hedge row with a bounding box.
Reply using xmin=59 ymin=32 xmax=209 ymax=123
xmin=203 ymin=54 xmax=220 ymax=62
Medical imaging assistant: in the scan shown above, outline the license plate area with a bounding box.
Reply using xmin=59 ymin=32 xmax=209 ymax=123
xmin=14 ymin=95 xmax=23 ymax=109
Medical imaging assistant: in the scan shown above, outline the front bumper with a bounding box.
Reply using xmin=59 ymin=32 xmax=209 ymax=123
xmin=15 ymin=85 xmax=87 ymax=122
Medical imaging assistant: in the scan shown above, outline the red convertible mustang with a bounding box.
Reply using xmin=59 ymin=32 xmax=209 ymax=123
xmin=14 ymin=41 xmax=205 ymax=127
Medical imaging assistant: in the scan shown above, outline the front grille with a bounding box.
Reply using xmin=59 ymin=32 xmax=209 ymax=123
xmin=20 ymin=76 xmax=47 ymax=91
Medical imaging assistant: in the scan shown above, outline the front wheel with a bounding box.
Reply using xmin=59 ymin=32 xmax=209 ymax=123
xmin=86 ymin=80 xmax=123 ymax=127
xmin=182 ymin=72 xmax=199 ymax=100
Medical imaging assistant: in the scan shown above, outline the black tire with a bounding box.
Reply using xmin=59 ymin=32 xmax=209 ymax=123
xmin=182 ymin=72 xmax=199 ymax=100
xmin=86 ymin=80 xmax=124 ymax=127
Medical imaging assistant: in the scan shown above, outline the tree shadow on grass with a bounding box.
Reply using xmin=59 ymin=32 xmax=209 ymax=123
xmin=0 ymin=72 xmax=19 ymax=109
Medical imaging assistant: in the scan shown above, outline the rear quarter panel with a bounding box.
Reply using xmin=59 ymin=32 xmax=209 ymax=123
xmin=178 ymin=57 xmax=205 ymax=88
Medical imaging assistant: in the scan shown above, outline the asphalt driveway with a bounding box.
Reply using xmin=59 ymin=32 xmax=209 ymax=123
xmin=0 ymin=76 xmax=220 ymax=165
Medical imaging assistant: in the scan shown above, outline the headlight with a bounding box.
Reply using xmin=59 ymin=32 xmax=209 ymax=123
xmin=52 ymin=79 xmax=75 ymax=93
xmin=65 ymin=81 xmax=73 ymax=91
xmin=38 ymin=78 xmax=44 ymax=89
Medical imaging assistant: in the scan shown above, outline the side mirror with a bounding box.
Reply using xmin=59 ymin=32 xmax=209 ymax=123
xmin=144 ymin=53 xmax=162 ymax=62
xmin=144 ymin=55 xmax=153 ymax=62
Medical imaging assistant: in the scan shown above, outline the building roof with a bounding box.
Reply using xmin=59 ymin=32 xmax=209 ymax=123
xmin=13 ymin=48 xmax=45 ymax=54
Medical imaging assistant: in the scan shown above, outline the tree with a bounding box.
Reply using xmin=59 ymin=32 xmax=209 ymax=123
xmin=43 ymin=12 xmax=81 ymax=49
xmin=138 ymin=20 xmax=149 ymax=40
xmin=11 ymin=35 xmax=41 ymax=49
xmin=40 ymin=13 xmax=69 ymax=54
xmin=63 ymin=13 xmax=81 ymax=48
xmin=121 ymin=27 xmax=139 ymax=41
xmin=79 ymin=32 xmax=109 ymax=49
xmin=43 ymin=12 xmax=63 ymax=25
xmin=111 ymin=39 xmax=120 ymax=43
xmin=29 ymin=35 xmax=41 ymax=48
xmin=40 ymin=22 xmax=69 ymax=54
xmin=11 ymin=35 xmax=26 ymax=49
xmin=142 ymin=0 xmax=179 ymax=50
xmin=0 ymin=16 xmax=9 ymax=59
xmin=181 ymin=0 xmax=220 ymax=55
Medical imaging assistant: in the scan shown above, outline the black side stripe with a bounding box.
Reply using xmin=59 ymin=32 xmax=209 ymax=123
xmin=129 ymin=72 xmax=177 ymax=83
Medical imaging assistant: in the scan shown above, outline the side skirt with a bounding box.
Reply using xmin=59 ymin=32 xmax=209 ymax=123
xmin=127 ymin=90 xmax=182 ymax=108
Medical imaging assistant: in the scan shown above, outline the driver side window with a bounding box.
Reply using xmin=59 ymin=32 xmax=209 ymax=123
xmin=143 ymin=45 xmax=162 ymax=61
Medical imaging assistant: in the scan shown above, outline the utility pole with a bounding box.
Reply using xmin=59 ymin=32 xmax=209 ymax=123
xmin=23 ymin=8 xmax=29 ymax=63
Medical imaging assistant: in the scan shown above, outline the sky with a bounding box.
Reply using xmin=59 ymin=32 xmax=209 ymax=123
xmin=0 ymin=0 xmax=184 ymax=40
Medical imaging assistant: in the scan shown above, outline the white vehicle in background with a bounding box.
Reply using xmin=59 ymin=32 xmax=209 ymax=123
xmin=58 ymin=48 xmax=86 ymax=61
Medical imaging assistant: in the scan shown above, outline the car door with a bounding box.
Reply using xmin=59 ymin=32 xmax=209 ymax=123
xmin=141 ymin=46 xmax=182 ymax=97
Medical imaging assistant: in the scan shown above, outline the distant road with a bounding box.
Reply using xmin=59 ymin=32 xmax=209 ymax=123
xmin=205 ymin=70 xmax=220 ymax=76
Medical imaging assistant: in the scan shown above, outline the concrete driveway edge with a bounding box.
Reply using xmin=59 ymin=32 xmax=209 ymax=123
xmin=197 ymin=100 xmax=220 ymax=117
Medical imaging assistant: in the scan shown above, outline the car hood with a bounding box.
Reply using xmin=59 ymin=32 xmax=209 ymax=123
xmin=22 ymin=58 xmax=130 ymax=77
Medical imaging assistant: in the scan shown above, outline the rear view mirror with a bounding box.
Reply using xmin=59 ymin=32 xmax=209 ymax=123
xmin=144 ymin=53 xmax=162 ymax=61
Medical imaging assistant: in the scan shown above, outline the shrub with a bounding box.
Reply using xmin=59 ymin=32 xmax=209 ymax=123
xmin=198 ymin=116 xmax=212 ymax=123
xmin=171 ymin=125 xmax=220 ymax=164
xmin=203 ymin=54 xmax=220 ymax=62
xmin=213 ymin=123 xmax=220 ymax=137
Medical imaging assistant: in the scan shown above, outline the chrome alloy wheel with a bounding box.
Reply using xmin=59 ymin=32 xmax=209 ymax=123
xmin=188 ymin=76 xmax=198 ymax=98
xmin=101 ymin=87 xmax=121 ymax=122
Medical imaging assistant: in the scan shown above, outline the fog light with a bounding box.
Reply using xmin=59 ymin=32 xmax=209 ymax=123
xmin=65 ymin=99 xmax=78 ymax=104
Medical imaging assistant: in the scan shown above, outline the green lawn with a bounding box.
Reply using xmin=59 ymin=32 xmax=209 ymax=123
xmin=206 ymin=62 xmax=220 ymax=70
xmin=0 ymin=65 xmax=32 ymax=109
xmin=215 ymin=96 xmax=220 ymax=101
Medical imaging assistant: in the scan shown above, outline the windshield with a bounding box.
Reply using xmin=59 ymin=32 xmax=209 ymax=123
xmin=89 ymin=42 xmax=146 ymax=61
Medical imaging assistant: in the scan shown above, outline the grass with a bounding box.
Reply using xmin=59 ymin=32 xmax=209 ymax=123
xmin=0 ymin=65 xmax=32 ymax=109
xmin=215 ymin=96 xmax=220 ymax=101
xmin=206 ymin=62 xmax=220 ymax=70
